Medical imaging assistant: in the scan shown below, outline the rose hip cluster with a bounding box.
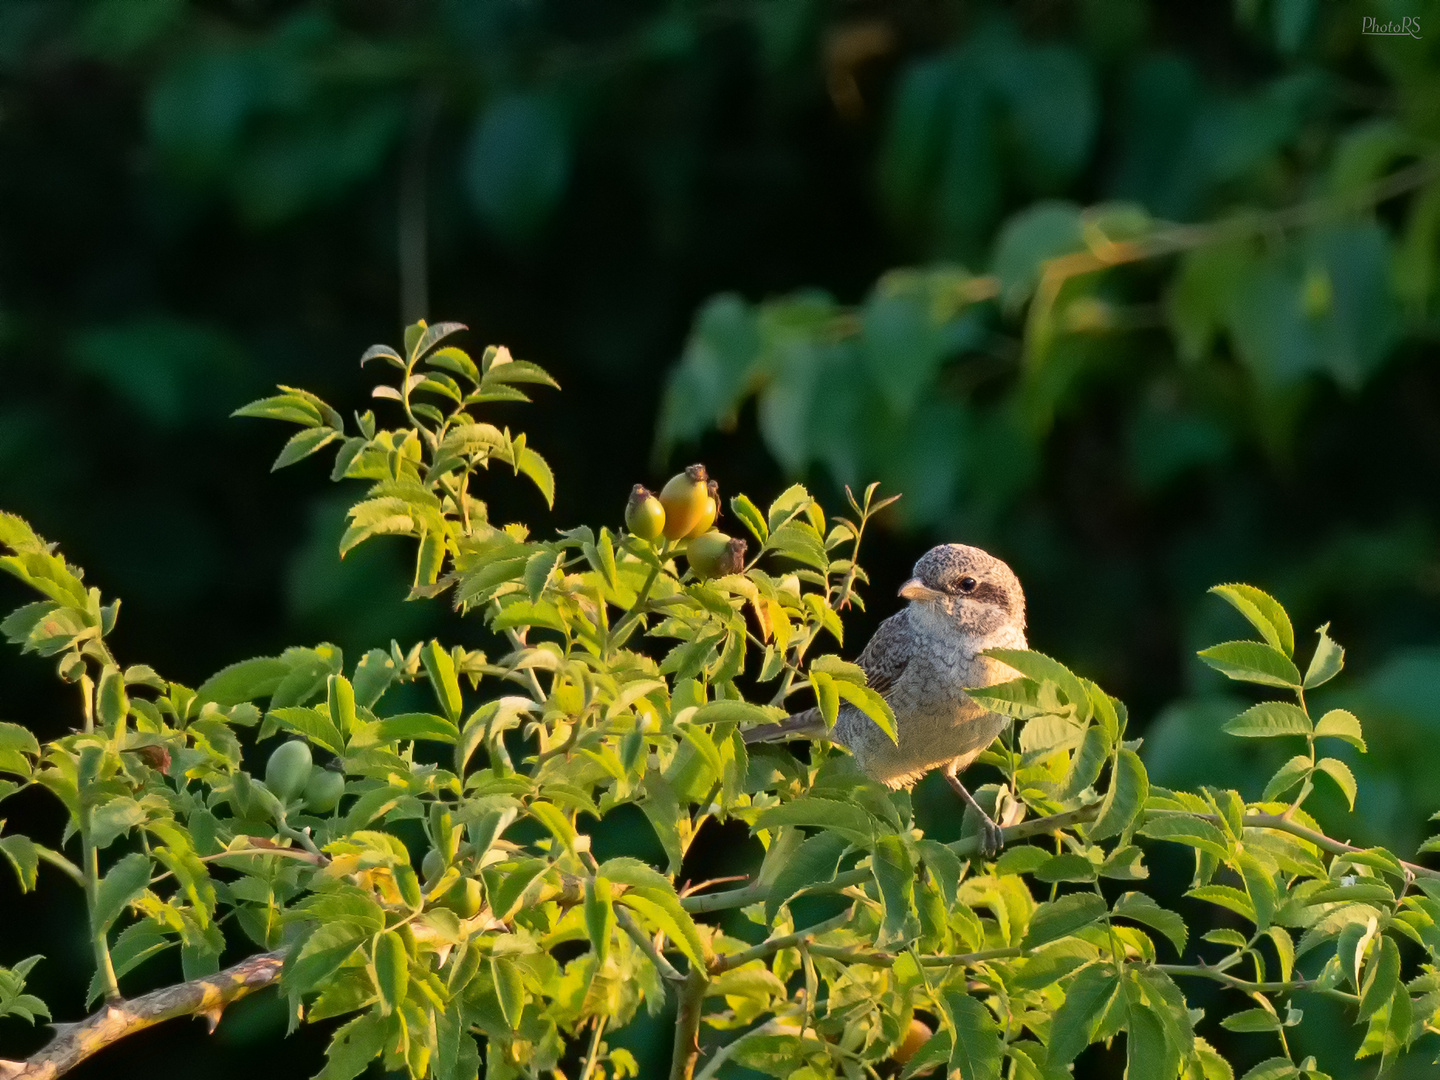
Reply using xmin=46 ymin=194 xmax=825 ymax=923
xmin=623 ymin=463 xmax=746 ymax=579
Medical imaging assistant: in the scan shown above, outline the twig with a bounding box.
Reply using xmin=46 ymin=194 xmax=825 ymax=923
xmin=710 ymin=910 xmax=853 ymax=973
xmin=668 ymin=966 xmax=708 ymax=1080
xmin=0 ymin=950 xmax=283 ymax=1080
xmin=616 ymin=907 xmax=685 ymax=984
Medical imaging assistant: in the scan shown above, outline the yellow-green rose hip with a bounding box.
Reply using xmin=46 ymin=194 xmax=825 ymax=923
xmin=660 ymin=464 xmax=709 ymax=540
xmin=624 ymin=484 xmax=665 ymax=541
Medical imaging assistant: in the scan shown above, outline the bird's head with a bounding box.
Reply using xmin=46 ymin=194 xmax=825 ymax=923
xmin=898 ymin=543 xmax=1026 ymax=638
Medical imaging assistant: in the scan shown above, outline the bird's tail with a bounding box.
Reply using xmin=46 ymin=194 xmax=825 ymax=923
xmin=742 ymin=708 xmax=828 ymax=745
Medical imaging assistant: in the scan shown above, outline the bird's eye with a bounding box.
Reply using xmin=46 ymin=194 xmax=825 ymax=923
xmin=958 ymin=576 xmax=978 ymax=593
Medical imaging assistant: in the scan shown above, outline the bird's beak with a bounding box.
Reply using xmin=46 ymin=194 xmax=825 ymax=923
xmin=898 ymin=578 xmax=941 ymax=602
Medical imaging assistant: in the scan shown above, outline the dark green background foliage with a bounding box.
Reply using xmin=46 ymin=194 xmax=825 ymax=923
xmin=0 ymin=0 xmax=1437 ymax=1077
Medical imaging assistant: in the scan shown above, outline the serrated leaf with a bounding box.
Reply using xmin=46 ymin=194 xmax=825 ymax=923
xmin=1358 ymin=935 xmax=1399 ymax=1022
xmin=763 ymin=831 xmax=850 ymax=924
xmin=1046 ymin=966 xmax=1117 ymax=1065
xmin=1126 ymin=1001 xmax=1174 ymax=1080
xmin=1304 ymin=623 xmax=1344 ymax=689
xmin=983 ymin=649 xmax=1090 ymax=721
xmin=729 ymin=495 xmax=768 ymax=543
xmin=834 ymin=679 xmax=898 ymax=744
xmin=272 ymin=427 xmax=341 ymax=471
xmin=1210 ymin=584 xmax=1295 ymax=656
xmin=1024 ymin=893 xmax=1107 ymax=948
xmin=93 ymin=853 xmax=152 ymax=932
xmin=1223 ymin=701 xmax=1312 ymax=738
xmin=1314 ymin=709 xmax=1365 ymax=751
xmin=945 ymin=993 xmax=1003 ymax=1080
xmin=1198 ymin=641 xmax=1302 ymax=688
xmin=1263 ymin=755 xmax=1313 ymax=801
xmin=1113 ymin=892 xmax=1187 ymax=954
xmin=1091 ymin=748 xmax=1147 ymax=841
xmin=516 ymin=446 xmax=554 ymax=508
xmin=1315 ymin=758 xmax=1357 ymax=809
xmin=872 ymin=834 xmax=916 ymax=948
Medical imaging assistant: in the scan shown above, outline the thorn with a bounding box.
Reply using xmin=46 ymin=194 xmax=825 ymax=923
xmin=200 ymin=1006 xmax=224 ymax=1034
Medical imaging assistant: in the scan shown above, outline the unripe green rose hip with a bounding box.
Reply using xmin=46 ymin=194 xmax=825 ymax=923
xmin=685 ymin=530 xmax=746 ymax=579
xmin=660 ymin=464 xmax=709 ymax=540
xmin=422 ymin=848 xmax=446 ymax=883
xmin=302 ymin=763 xmax=345 ymax=814
xmin=265 ymin=739 xmax=313 ymax=803
xmin=440 ymin=877 xmax=483 ymax=919
xmin=624 ymin=484 xmax=666 ymax=541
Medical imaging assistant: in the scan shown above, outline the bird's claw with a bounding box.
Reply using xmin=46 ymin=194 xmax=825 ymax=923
xmin=978 ymin=816 xmax=1005 ymax=860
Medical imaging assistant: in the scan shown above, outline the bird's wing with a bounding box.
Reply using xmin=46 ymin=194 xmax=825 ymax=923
xmin=854 ymin=610 xmax=914 ymax=698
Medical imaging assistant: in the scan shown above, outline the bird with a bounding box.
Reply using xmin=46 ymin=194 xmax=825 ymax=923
xmin=744 ymin=543 xmax=1027 ymax=857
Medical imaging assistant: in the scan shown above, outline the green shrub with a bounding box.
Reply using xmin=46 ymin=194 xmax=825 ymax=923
xmin=1 ymin=323 xmax=1437 ymax=1080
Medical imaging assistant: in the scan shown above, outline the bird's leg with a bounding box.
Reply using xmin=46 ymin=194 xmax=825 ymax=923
xmin=944 ymin=763 xmax=1005 ymax=859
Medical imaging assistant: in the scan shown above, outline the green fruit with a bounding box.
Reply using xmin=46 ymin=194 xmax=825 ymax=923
xmin=685 ymin=531 xmax=746 ymax=580
xmin=440 ymin=877 xmax=483 ymax=919
xmin=624 ymin=484 xmax=666 ymax=541
xmin=660 ymin=464 xmax=709 ymax=540
xmin=265 ymin=739 xmax=313 ymax=803
xmin=302 ymin=765 xmax=346 ymax=814
xmin=422 ymin=848 xmax=446 ymax=883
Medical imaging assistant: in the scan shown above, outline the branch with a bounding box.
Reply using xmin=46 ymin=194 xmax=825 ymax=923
xmin=0 ymin=950 xmax=283 ymax=1080
xmin=668 ymin=966 xmax=708 ymax=1080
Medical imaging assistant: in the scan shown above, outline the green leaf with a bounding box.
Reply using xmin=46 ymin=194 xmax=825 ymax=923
xmin=729 ymin=495 xmax=768 ymax=543
xmin=945 ymin=993 xmax=1003 ymax=1080
xmin=617 ymin=889 xmax=708 ymax=968
xmin=1358 ymin=935 xmax=1399 ymax=1022
xmin=584 ymin=876 xmax=615 ymax=965
xmin=810 ymin=672 xmax=839 ymax=728
xmin=1138 ymin=816 xmax=1231 ymax=861
xmin=1237 ymin=851 xmax=1277 ymax=931
xmin=373 ymin=712 xmax=459 ymax=744
xmin=90 ymin=797 xmax=147 ymax=849
xmin=1024 ymin=893 xmax=1107 ymax=948
xmin=1221 ymin=1008 xmax=1282 ymax=1033
xmin=420 ymin=640 xmax=463 ymax=724
xmin=1113 ymin=892 xmax=1187 ymax=954
xmin=197 ymin=656 xmax=289 ymax=707
xmin=516 ymin=446 xmax=555 ymax=508
xmin=316 ymin=1012 xmax=388 ymax=1080
xmin=286 ymin=922 xmax=369 ymax=998
xmin=1210 ymin=584 xmax=1295 ymax=657
xmin=1125 ymin=1001 xmax=1175 ymax=1080
xmin=272 ymin=426 xmax=341 ymax=471
xmin=1304 ymin=623 xmax=1344 ymax=689
xmin=1315 ymin=757 xmax=1356 ymax=809
xmin=755 ymin=796 xmax=877 ymax=847
xmin=834 ymin=679 xmax=898 ymax=744
xmin=983 ymin=649 xmax=1090 ymax=721
xmin=1198 ymin=641 xmax=1302 ymax=689
xmin=1046 ymin=966 xmax=1117 ymax=1066
xmin=764 ymin=831 xmax=850 ymax=924
xmin=1237 ymin=1058 xmax=1299 ymax=1080
xmin=352 ymin=649 xmax=397 ymax=709
xmin=1314 ymin=709 xmax=1365 ymax=751
xmin=267 ymin=707 xmax=345 ymax=757
xmin=96 ymin=666 xmax=129 ymax=730
xmin=1263 ymin=755 xmax=1313 ymax=801
xmin=1090 ymin=748 xmax=1147 ymax=842
xmin=0 ymin=833 xmax=39 ymax=892
xmin=372 ymin=931 xmax=408 ymax=1017
xmin=872 ymin=834 xmax=916 ymax=948
xmin=1223 ymin=701 xmax=1312 ymax=738
xmin=92 ymin=853 xmax=152 ymax=932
